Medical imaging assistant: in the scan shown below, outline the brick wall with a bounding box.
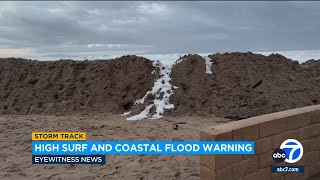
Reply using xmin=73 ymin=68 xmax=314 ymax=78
xmin=200 ymin=104 xmax=320 ymax=180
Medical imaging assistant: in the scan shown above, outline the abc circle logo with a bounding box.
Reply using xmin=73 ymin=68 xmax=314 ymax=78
xmin=272 ymin=139 xmax=303 ymax=163
xmin=272 ymin=148 xmax=286 ymax=163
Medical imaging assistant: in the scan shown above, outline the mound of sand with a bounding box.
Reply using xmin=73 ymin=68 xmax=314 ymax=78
xmin=1 ymin=53 xmax=320 ymax=120
xmin=302 ymin=59 xmax=320 ymax=85
xmin=0 ymin=56 xmax=155 ymax=115
xmin=171 ymin=53 xmax=320 ymax=120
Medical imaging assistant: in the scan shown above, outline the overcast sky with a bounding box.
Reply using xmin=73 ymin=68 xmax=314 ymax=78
xmin=0 ymin=1 xmax=320 ymax=57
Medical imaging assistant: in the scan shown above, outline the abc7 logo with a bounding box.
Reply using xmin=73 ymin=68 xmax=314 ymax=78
xmin=272 ymin=139 xmax=303 ymax=163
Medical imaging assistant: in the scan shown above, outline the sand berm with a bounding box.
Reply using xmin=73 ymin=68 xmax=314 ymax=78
xmin=1 ymin=52 xmax=320 ymax=120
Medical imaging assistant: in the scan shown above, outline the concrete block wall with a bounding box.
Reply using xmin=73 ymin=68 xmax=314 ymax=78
xmin=200 ymin=105 xmax=320 ymax=180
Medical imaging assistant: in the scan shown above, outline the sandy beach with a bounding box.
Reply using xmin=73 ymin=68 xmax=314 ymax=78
xmin=0 ymin=114 xmax=228 ymax=180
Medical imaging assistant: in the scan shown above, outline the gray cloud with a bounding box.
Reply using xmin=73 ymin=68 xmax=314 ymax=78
xmin=0 ymin=1 xmax=319 ymax=57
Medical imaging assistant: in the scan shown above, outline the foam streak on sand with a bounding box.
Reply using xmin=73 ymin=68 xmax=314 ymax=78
xmin=124 ymin=60 xmax=178 ymax=120
xmin=204 ymin=56 xmax=213 ymax=74
xmin=123 ymin=55 xmax=214 ymax=120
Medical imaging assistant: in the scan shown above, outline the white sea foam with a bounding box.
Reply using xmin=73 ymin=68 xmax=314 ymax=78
xmin=204 ymin=56 xmax=213 ymax=74
xmin=124 ymin=60 xmax=178 ymax=120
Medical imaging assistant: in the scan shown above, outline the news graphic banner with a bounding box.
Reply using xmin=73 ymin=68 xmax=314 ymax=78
xmin=32 ymin=132 xmax=106 ymax=164
xmin=32 ymin=155 xmax=106 ymax=164
xmin=32 ymin=132 xmax=86 ymax=141
xmin=32 ymin=141 xmax=254 ymax=155
xmin=32 ymin=132 xmax=254 ymax=164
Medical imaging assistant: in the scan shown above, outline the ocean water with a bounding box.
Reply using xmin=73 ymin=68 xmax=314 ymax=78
xmin=21 ymin=50 xmax=320 ymax=64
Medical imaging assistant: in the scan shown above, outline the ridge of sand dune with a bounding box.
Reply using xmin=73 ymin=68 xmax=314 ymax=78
xmin=1 ymin=52 xmax=320 ymax=120
xmin=0 ymin=56 xmax=155 ymax=115
xmin=171 ymin=53 xmax=320 ymax=119
xmin=302 ymin=59 xmax=320 ymax=85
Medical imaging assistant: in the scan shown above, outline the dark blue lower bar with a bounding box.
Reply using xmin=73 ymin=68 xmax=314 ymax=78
xmin=32 ymin=155 xmax=106 ymax=164
xmin=272 ymin=166 xmax=304 ymax=173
